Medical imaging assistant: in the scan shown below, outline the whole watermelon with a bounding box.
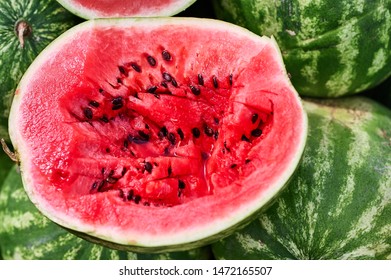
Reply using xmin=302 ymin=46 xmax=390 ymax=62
xmin=0 ymin=0 xmax=80 ymax=141
xmin=213 ymin=0 xmax=391 ymax=98
xmin=0 ymin=166 xmax=212 ymax=260
xmin=212 ymin=97 xmax=391 ymax=260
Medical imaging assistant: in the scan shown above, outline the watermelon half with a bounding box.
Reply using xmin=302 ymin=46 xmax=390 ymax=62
xmin=56 ymin=0 xmax=197 ymax=19
xmin=8 ymin=18 xmax=307 ymax=252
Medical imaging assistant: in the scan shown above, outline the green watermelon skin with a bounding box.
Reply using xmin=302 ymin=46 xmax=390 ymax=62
xmin=213 ymin=0 xmax=391 ymax=98
xmin=0 ymin=166 xmax=212 ymax=260
xmin=212 ymin=97 xmax=391 ymax=260
xmin=0 ymin=0 xmax=80 ymax=141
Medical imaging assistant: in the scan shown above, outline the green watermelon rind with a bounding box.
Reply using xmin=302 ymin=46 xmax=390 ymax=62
xmin=8 ymin=17 xmax=308 ymax=253
xmin=56 ymin=0 xmax=198 ymax=19
xmin=0 ymin=166 xmax=213 ymax=260
xmin=212 ymin=97 xmax=391 ymax=260
xmin=0 ymin=0 xmax=80 ymax=141
xmin=212 ymin=0 xmax=391 ymax=98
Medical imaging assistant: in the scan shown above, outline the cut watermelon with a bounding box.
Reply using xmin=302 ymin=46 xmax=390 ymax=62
xmin=9 ymin=18 xmax=307 ymax=252
xmin=56 ymin=0 xmax=197 ymax=19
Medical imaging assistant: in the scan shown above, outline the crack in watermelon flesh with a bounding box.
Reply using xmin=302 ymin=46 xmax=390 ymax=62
xmin=10 ymin=18 xmax=307 ymax=248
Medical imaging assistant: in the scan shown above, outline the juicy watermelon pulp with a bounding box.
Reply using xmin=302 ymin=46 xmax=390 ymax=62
xmin=9 ymin=18 xmax=307 ymax=252
xmin=56 ymin=0 xmax=197 ymax=18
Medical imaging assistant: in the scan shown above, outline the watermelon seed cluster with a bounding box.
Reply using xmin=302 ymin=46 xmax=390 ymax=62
xmin=71 ymin=45 xmax=272 ymax=207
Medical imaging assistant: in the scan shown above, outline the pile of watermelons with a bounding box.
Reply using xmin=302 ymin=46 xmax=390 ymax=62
xmin=0 ymin=0 xmax=390 ymax=260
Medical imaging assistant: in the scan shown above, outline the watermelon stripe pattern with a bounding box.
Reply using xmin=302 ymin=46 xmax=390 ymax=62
xmin=213 ymin=0 xmax=391 ymax=97
xmin=212 ymin=97 xmax=391 ymax=260
xmin=0 ymin=166 xmax=212 ymax=260
xmin=0 ymin=0 xmax=79 ymax=141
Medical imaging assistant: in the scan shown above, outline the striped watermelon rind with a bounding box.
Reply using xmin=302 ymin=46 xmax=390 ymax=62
xmin=0 ymin=166 xmax=213 ymax=260
xmin=212 ymin=97 xmax=391 ymax=260
xmin=212 ymin=0 xmax=391 ymax=98
xmin=0 ymin=0 xmax=80 ymax=141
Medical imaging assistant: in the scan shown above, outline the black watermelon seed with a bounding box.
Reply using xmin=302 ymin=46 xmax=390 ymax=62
xmin=163 ymin=72 xmax=172 ymax=82
xmin=251 ymin=113 xmax=259 ymax=124
xmin=106 ymin=176 xmax=118 ymax=184
xmin=154 ymin=93 xmax=160 ymax=99
xmin=91 ymin=181 xmax=98 ymax=190
xmin=190 ymin=85 xmax=200 ymax=96
xmin=101 ymin=167 xmax=105 ymax=175
xmin=171 ymin=77 xmax=178 ymax=87
xmin=178 ymin=179 xmax=186 ymax=189
xmin=147 ymin=86 xmax=157 ymax=93
xmin=204 ymin=125 xmax=214 ymax=137
xmin=168 ymin=132 xmax=176 ymax=145
xmin=123 ymin=139 xmax=129 ymax=148
xmin=83 ymin=107 xmax=93 ymax=120
xmin=89 ymin=100 xmax=100 ymax=108
xmin=118 ymin=65 xmax=127 ymax=75
xmin=158 ymin=126 xmax=168 ymax=138
xmin=197 ymin=74 xmax=204 ymax=86
xmin=127 ymin=189 xmax=134 ymax=200
xmin=138 ymin=130 xmax=150 ymax=142
xmin=145 ymin=124 xmax=150 ymax=129
xmin=121 ymin=167 xmax=127 ymax=176
xmin=168 ymin=166 xmax=172 ymax=176
xmin=162 ymin=50 xmax=171 ymax=61
xmin=144 ymin=162 xmax=153 ymax=173
xmin=251 ymin=128 xmax=263 ymax=137
xmin=214 ymin=130 xmax=219 ymax=140
xmin=191 ymin=127 xmax=201 ymax=138
xmin=99 ymin=88 xmax=105 ymax=93
xmin=112 ymin=96 xmax=123 ymax=105
xmin=112 ymin=103 xmax=123 ymax=110
xmin=100 ymin=115 xmax=109 ymax=123
xmin=229 ymin=74 xmax=233 ymax=85
xmin=117 ymin=77 xmax=123 ymax=84
xmin=177 ymin=128 xmax=184 ymax=140
xmin=130 ymin=62 xmax=141 ymax=73
xmin=160 ymin=81 xmax=168 ymax=88
xmin=241 ymin=134 xmax=251 ymax=142
xmin=212 ymin=76 xmax=218 ymax=88
xmin=147 ymin=55 xmax=156 ymax=66
xmin=128 ymin=134 xmax=148 ymax=144
xmin=245 ymin=159 xmax=251 ymax=164
xmin=105 ymin=148 xmax=110 ymax=153
xmin=134 ymin=195 xmax=141 ymax=204
xmin=214 ymin=117 xmax=219 ymax=124
xmin=230 ymin=164 xmax=237 ymax=168
xmin=112 ymin=97 xmax=123 ymax=110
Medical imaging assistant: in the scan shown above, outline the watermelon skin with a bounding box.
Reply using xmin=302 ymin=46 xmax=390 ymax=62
xmin=8 ymin=17 xmax=307 ymax=253
xmin=0 ymin=166 xmax=212 ymax=260
xmin=213 ymin=0 xmax=391 ymax=98
xmin=212 ymin=97 xmax=391 ymax=260
xmin=0 ymin=0 xmax=80 ymax=141
xmin=56 ymin=0 xmax=197 ymax=19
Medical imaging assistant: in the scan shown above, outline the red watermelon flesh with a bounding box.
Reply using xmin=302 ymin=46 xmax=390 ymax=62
xmin=9 ymin=18 xmax=307 ymax=251
xmin=56 ymin=0 xmax=197 ymax=18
